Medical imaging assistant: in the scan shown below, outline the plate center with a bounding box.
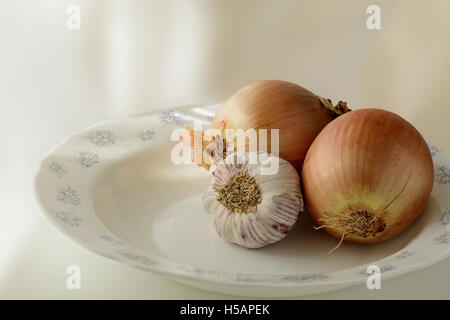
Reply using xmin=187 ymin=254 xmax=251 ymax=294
xmin=95 ymin=144 xmax=425 ymax=275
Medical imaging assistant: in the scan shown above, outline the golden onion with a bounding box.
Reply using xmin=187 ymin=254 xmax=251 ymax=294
xmin=183 ymin=80 xmax=350 ymax=171
xmin=302 ymin=109 xmax=434 ymax=249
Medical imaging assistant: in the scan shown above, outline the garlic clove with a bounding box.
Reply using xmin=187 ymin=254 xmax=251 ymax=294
xmin=202 ymin=152 xmax=303 ymax=248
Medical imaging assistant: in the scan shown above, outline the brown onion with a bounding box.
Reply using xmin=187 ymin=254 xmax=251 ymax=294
xmin=183 ymin=80 xmax=350 ymax=170
xmin=302 ymin=109 xmax=434 ymax=249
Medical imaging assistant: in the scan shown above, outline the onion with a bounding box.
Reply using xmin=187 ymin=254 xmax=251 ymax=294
xmin=302 ymin=109 xmax=434 ymax=251
xmin=183 ymin=80 xmax=350 ymax=170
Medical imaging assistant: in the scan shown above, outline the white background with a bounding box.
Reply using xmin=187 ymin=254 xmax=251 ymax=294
xmin=1 ymin=0 xmax=449 ymax=299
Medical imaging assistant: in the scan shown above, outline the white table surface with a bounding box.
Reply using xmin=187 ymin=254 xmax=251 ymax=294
xmin=1 ymin=0 xmax=449 ymax=299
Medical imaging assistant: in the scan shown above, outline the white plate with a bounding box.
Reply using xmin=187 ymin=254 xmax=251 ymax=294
xmin=34 ymin=104 xmax=450 ymax=297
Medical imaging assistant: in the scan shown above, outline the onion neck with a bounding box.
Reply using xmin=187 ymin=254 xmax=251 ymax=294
xmin=317 ymin=96 xmax=351 ymax=117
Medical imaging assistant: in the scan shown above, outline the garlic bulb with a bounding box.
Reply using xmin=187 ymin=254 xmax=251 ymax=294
xmin=202 ymin=152 xmax=303 ymax=248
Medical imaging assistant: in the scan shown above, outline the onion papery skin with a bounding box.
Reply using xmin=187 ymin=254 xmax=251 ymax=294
xmin=302 ymin=109 xmax=434 ymax=244
xmin=211 ymin=80 xmax=336 ymax=170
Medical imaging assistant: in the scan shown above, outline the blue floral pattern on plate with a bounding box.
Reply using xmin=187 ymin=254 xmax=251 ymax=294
xmin=434 ymin=165 xmax=450 ymax=185
xmin=57 ymin=187 xmax=81 ymax=206
xmin=49 ymin=161 xmax=67 ymax=177
xmin=55 ymin=211 xmax=82 ymax=227
xmin=396 ymin=250 xmax=413 ymax=259
xmin=159 ymin=110 xmax=185 ymax=126
xmin=76 ymin=151 xmax=99 ymax=168
xmin=434 ymin=231 xmax=450 ymax=244
xmin=282 ymin=274 xmax=328 ymax=282
xmin=119 ymin=253 xmax=158 ymax=266
xmin=428 ymin=143 xmax=441 ymax=157
xmin=440 ymin=209 xmax=450 ymax=226
xmin=87 ymin=130 xmax=116 ymax=147
xmin=100 ymin=235 xmax=123 ymax=246
xmin=139 ymin=130 xmax=156 ymax=141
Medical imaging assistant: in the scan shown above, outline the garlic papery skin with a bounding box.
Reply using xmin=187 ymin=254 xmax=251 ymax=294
xmin=202 ymin=152 xmax=303 ymax=248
